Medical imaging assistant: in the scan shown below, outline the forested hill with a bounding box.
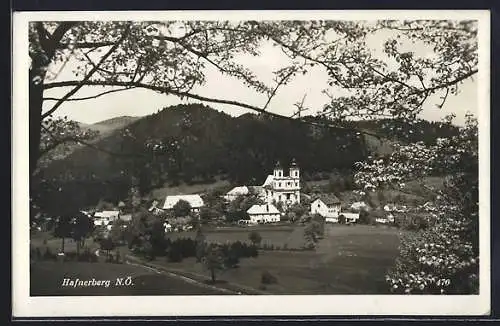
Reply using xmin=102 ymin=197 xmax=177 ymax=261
xmin=35 ymin=104 xmax=459 ymax=209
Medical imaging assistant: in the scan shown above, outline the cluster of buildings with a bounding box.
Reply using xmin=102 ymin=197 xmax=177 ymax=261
xmin=90 ymin=159 xmax=404 ymax=229
xmin=153 ymin=160 xmax=369 ymax=225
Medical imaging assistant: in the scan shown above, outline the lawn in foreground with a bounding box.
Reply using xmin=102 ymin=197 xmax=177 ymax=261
xmin=30 ymin=261 xmax=226 ymax=296
xmin=167 ymin=224 xmax=306 ymax=249
xmin=156 ymin=224 xmax=403 ymax=294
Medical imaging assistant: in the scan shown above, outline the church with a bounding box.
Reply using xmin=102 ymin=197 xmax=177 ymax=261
xmin=224 ymin=159 xmax=301 ymax=211
xmin=256 ymin=159 xmax=301 ymax=210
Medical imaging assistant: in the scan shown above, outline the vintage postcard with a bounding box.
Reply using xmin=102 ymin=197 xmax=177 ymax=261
xmin=12 ymin=10 xmax=491 ymax=317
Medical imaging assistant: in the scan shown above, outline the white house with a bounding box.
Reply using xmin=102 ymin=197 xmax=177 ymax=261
xmin=94 ymin=210 xmax=120 ymax=220
xmin=163 ymin=222 xmax=173 ymax=232
xmin=247 ymin=203 xmax=281 ymax=224
xmin=310 ymin=195 xmax=342 ymax=223
xmin=350 ymin=201 xmax=370 ymax=212
xmin=341 ymin=212 xmax=360 ymax=223
xmin=93 ymin=219 xmax=109 ymax=227
xmin=383 ymin=203 xmax=397 ymax=212
xmin=93 ymin=210 xmax=120 ymax=226
xmin=224 ymin=186 xmax=250 ymax=202
xmin=148 ymin=200 xmax=164 ymax=215
xmin=162 ymin=194 xmax=205 ymax=212
xmin=120 ymin=214 xmax=133 ymax=222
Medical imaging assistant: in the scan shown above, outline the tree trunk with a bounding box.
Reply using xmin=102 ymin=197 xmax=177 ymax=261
xmin=29 ymin=68 xmax=44 ymax=179
xmin=76 ymin=240 xmax=80 ymax=256
xmin=61 ymin=237 xmax=65 ymax=253
xmin=210 ymin=267 xmax=216 ymax=283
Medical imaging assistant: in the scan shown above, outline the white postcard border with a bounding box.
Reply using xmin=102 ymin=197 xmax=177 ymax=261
xmin=12 ymin=10 xmax=491 ymax=317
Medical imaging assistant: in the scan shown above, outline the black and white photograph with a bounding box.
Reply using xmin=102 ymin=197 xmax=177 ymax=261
xmin=12 ymin=10 xmax=490 ymax=317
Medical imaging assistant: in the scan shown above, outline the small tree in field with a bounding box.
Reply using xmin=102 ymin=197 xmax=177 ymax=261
xmin=72 ymin=213 xmax=94 ymax=255
xmin=53 ymin=215 xmax=73 ymax=253
xmin=248 ymin=231 xmax=262 ymax=246
xmin=338 ymin=215 xmax=346 ymax=224
xmin=100 ymin=237 xmax=116 ymax=259
xmin=202 ymin=243 xmax=226 ymax=283
xmin=195 ymin=227 xmax=206 ymax=263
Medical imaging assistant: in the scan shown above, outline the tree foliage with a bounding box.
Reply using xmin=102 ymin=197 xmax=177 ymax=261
xmin=248 ymin=230 xmax=262 ymax=246
xmin=30 ymin=20 xmax=477 ymax=174
xmin=173 ymin=199 xmax=192 ymax=217
xmin=354 ymin=114 xmax=479 ymax=294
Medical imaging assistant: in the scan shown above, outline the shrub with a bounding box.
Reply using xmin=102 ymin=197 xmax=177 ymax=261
xmin=167 ymin=247 xmax=184 ymax=262
xmin=78 ymin=248 xmax=97 ymax=262
xmin=43 ymin=247 xmax=57 ymax=261
xmin=248 ymin=231 xmax=262 ymax=246
xmin=35 ymin=247 xmax=42 ymax=260
xmin=261 ymin=271 xmax=278 ymax=285
xmin=105 ymin=254 xmax=115 ymax=263
xmin=358 ymin=210 xmax=372 ymax=225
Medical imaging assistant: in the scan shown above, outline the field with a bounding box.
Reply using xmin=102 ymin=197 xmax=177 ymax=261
xmin=167 ymin=224 xmax=306 ymax=248
xmin=30 ymin=261 xmax=225 ymax=296
xmin=156 ymin=224 xmax=404 ymax=294
xmin=30 ymin=224 xmax=404 ymax=295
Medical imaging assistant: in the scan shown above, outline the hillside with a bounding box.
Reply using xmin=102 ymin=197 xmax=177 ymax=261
xmin=34 ymin=104 xmax=459 ymax=211
xmin=79 ymin=116 xmax=141 ymax=137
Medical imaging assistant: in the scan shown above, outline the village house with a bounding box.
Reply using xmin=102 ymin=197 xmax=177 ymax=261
xmin=93 ymin=210 xmax=120 ymax=226
xmin=162 ymin=194 xmax=205 ymax=213
xmin=350 ymin=201 xmax=370 ymax=212
xmin=341 ymin=212 xmax=360 ymax=223
xmin=148 ymin=200 xmax=164 ymax=215
xmin=223 ymin=186 xmax=250 ymax=202
xmin=247 ymin=203 xmax=281 ymax=224
xmin=310 ymin=194 xmax=342 ymax=223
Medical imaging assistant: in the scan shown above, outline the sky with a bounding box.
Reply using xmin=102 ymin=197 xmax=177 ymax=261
xmin=41 ymin=22 xmax=478 ymax=126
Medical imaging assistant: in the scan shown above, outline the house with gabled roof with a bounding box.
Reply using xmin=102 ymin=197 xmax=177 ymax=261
xmin=223 ymin=186 xmax=250 ymax=202
xmin=310 ymin=194 xmax=342 ymax=222
xmin=162 ymin=194 xmax=204 ymax=212
xmin=247 ymin=203 xmax=281 ymax=224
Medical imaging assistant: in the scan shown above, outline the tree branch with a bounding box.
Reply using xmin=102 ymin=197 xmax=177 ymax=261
xmin=42 ymin=25 xmax=132 ymax=120
xmin=43 ymin=87 xmax=135 ymax=102
xmin=262 ymin=68 xmax=297 ymax=111
xmin=43 ymin=79 xmax=385 ymax=140
xmin=46 ymin=22 xmax=78 ymax=58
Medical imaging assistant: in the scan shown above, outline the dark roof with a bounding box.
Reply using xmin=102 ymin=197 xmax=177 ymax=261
xmin=290 ymin=158 xmax=298 ymax=168
xmin=313 ymin=194 xmax=341 ymax=206
xmin=274 ymin=161 xmax=282 ymax=169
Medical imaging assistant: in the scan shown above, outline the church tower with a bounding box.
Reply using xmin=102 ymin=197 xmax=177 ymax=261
xmin=289 ymin=158 xmax=301 ymax=204
xmin=273 ymin=161 xmax=283 ymax=178
xmin=289 ymin=158 xmax=300 ymax=179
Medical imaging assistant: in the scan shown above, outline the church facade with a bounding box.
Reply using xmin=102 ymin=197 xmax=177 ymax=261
xmin=224 ymin=159 xmax=301 ymax=212
xmin=260 ymin=160 xmax=301 ymax=208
